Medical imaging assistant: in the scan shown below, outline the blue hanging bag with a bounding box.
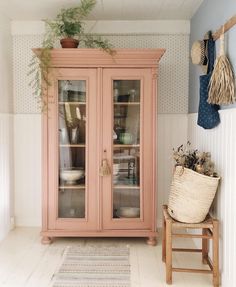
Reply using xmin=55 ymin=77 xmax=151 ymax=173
xmin=197 ymin=33 xmax=220 ymax=129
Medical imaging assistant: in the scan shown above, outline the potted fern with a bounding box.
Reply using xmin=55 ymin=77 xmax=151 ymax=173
xmin=43 ymin=0 xmax=112 ymax=50
xmin=29 ymin=0 xmax=113 ymax=109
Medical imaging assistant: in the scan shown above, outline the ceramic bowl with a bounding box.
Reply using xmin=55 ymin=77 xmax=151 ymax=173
xmin=118 ymin=207 xmax=140 ymax=218
xmin=60 ymin=168 xmax=85 ymax=184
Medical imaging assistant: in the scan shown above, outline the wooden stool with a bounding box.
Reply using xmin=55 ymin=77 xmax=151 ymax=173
xmin=162 ymin=205 xmax=220 ymax=287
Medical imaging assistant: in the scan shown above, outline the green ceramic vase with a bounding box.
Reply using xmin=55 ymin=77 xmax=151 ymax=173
xmin=119 ymin=132 xmax=133 ymax=144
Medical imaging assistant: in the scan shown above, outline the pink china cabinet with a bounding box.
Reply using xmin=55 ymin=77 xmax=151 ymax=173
xmin=34 ymin=48 xmax=165 ymax=245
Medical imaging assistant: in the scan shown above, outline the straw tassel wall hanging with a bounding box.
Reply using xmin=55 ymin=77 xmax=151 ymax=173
xmin=208 ymin=28 xmax=236 ymax=105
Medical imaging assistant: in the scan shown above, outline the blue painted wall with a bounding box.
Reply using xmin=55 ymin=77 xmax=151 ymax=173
xmin=189 ymin=0 xmax=236 ymax=113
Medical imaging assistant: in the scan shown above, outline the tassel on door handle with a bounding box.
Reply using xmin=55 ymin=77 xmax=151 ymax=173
xmin=99 ymin=150 xmax=111 ymax=176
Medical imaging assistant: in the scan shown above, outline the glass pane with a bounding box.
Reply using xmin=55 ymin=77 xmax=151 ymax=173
xmin=59 ymin=80 xmax=86 ymax=102
xmin=113 ymin=147 xmax=140 ymax=186
xmin=113 ymin=80 xmax=140 ymax=103
xmin=113 ymin=188 xmax=140 ymax=218
xmin=112 ymin=80 xmax=141 ymax=219
xmin=58 ymin=80 xmax=86 ymax=219
xmin=59 ymin=189 xmax=85 ymax=218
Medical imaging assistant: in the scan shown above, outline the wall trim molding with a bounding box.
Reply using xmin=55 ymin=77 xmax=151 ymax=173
xmin=11 ymin=20 xmax=190 ymax=35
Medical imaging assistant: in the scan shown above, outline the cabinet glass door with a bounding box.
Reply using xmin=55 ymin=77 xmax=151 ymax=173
xmin=58 ymin=80 xmax=86 ymax=219
xmin=102 ymin=69 xmax=153 ymax=230
xmin=47 ymin=68 xmax=98 ymax=231
xmin=113 ymin=80 xmax=141 ymax=219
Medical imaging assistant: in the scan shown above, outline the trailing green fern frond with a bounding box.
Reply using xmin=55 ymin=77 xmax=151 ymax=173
xmin=82 ymin=34 xmax=115 ymax=55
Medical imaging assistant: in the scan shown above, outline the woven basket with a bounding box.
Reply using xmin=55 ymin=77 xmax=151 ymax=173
xmin=168 ymin=166 xmax=220 ymax=223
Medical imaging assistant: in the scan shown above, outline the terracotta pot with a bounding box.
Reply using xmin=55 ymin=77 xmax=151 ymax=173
xmin=60 ymin=38 xmax=79 ymax=48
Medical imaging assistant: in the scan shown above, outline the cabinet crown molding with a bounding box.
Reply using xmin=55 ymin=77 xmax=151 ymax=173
xmin=33 ymin=48 xmax=165 ymax=68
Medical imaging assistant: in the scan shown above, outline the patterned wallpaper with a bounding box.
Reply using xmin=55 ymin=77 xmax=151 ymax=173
xmin=13 ymin=34 xmax=189 ymax=114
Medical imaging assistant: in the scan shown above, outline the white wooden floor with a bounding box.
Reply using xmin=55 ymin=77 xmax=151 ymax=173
xmin=0 ymin=228 xmax=213 ymax=287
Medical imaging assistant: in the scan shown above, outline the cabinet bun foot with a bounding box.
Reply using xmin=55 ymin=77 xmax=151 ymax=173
xmin=147 ymin=237 xmax=157 ymax=246
xmin=41 ymin=236 xmax=52 ymax=244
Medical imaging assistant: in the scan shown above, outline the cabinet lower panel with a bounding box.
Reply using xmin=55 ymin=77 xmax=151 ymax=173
xmin=41 ymin=229 xmax=157 ymax=238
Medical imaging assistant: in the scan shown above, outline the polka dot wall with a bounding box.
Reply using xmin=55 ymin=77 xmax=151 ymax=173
xmin=13 ymin=34 xmax=189 ymax=114
xmin=13 ymin=35 xmax=44 ymax=114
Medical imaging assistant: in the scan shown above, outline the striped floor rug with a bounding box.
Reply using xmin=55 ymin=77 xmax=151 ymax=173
xmin=53 ymin=246 xmax=130 ymax=287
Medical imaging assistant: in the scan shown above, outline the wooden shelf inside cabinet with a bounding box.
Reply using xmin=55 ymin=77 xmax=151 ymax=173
xmin=60 ymin=144 xmax=86 ymax=147
xmin=59 ymin=185 xmax=85 ymax=190
xmin=113 ymin=185 xmax=140 ymax=189
xmin=59 ymin=102 xmax=86 ymax=105
xmin=114 ymin=144 xmax=140 ymax=148
xmin=114 ymin=102 xmax=140 ymax=106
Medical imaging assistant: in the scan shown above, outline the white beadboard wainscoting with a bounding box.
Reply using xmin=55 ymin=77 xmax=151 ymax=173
xmin=188 ymin=109 xmax=236 ymax=287
xmin=0 ymin=113 xmax=13 ymax=240
xmin=14 ymin=114 xmax=42 ymax=226
xmin=13 ymin=114 xmax=188 ymax=228
xmin=157 ymin=114 xmax=188 ymax=226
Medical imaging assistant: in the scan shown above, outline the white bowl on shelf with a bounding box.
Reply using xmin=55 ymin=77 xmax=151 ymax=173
xmin=118 ymin=207 xmax=140 ymax=218
xmin=60 ymin=168 xmax=84 ymax=184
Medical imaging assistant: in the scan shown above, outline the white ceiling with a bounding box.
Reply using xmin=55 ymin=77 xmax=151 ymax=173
xmin=0 ymin=0 xmax=203 ymax=21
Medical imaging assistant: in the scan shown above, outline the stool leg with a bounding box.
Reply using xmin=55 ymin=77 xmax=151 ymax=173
xmin=213 ymin=220 xmax=219 ymax=287
xmin=162 ymin=215 xmax=166 ymax=262
xmin=166 ymin=218 xmax=172 ymax=284
xmin=202 ymin=228 xmax=209 ymax=264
